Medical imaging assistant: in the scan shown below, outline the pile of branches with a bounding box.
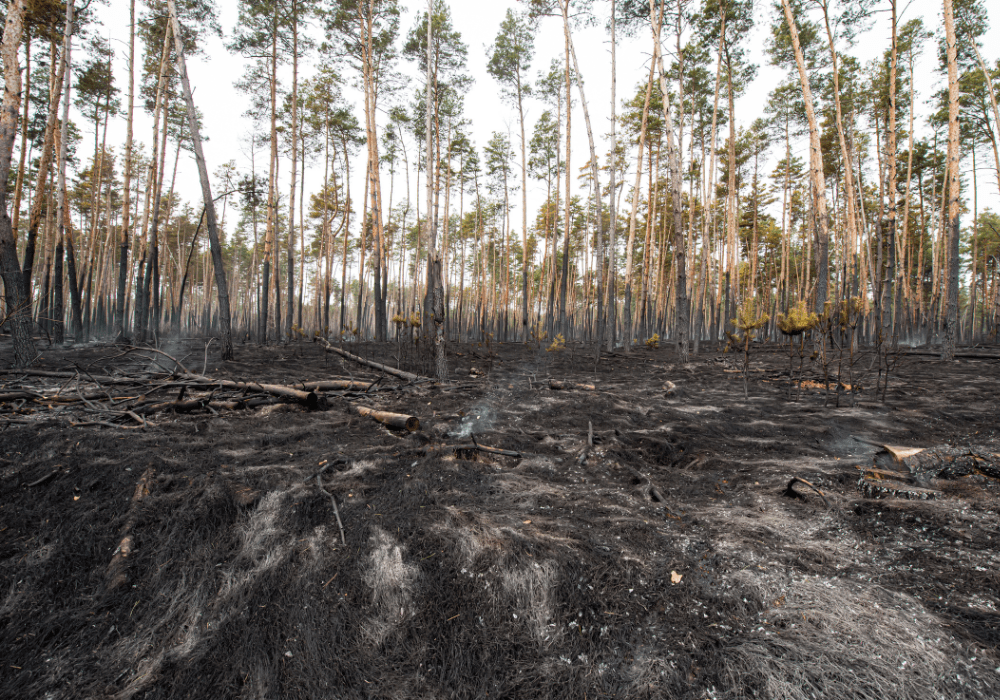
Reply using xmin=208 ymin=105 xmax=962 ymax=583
xmin=0 ymin=346 xmax=400 ymax=430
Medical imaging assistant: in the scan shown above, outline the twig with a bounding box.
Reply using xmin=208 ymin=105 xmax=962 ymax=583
xmin=27 ymin=469 xmax=60 ymax=487
xmin=316 ymin=474 xmax=347 ymax=545
xmin=75 ymin=364 xmax=115 ymax=404
xmin=70 ymin=420 xmax=146 ymax=430
xmin=203 ymin=338 xmax=216 ymax=375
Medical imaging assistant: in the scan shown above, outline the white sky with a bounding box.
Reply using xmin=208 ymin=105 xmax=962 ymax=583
xmin=85 ymin=0 xmax=1000 ymax=243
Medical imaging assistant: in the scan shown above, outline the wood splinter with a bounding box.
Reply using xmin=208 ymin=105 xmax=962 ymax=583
xmin=352 ymin=404 xmax=420 ymax=432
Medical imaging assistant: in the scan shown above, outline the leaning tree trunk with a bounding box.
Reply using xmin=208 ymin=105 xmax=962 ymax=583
xmin=167 ymin=0 xmax=233 ymax=360
xmin=0 ymin=0 xmax=36 ymax=366
xmin=781 ymin=0 xmax=831 ymax=314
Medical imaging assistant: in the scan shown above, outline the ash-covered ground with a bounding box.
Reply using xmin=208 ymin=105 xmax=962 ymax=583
xmin=1 ymin=337 xmax=999 ymax=699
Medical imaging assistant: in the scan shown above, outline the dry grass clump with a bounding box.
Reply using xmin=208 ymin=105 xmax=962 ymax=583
xmin=710 ymin=572 xmax=1000 ymax=700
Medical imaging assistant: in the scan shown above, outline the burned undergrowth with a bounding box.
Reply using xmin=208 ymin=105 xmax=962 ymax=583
xmin=1 ymin=338 xmax=999 ymax=699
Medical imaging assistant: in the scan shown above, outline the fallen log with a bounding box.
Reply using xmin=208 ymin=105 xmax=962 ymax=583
xmin=315 ymin=338 xmax=426 ymax=382
xmin=180 ymin=374 xmax=320 ymax=409
xmin=353 ymin=404 xmax=420 ymax=432
xmin=549 ymin=379 xmax=596 ymax=391
xmin=301 ymin=379 xmax=375 ymax=392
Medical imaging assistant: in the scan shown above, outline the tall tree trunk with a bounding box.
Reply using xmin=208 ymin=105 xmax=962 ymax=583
xmin=11 ymin=27 xmax=28 ymax=237
xmin=116 ymin=0 xmax=136 ymax=341
xmin=0 ymin=0 xmax=36 ymax=365
xmin=167 ymin=0 xmax=234 ymax=360
xmin=261 ymin=19 xmax=278 ymax=344
xmin=886 ymin=0 xmax=899 ymax=333
xmin=724 ymin=42 xmax=738 ymax=330
xmin=517 ymin=63 xmax=529 ymax=340
xmin=606 ymin=0 xmax=618 ymax=352
xmin=286 ymin=0 xmax=298 ymax=341
xmin=941 ymin=0 xmax=960 ymax=360
xmin=53 ymin=1 xmax=81 ymax=342
xmin=558 ymin=17 xmax=572 ymax=337
xmin=424 ymin=0 xmax=446 ymax=378
xmin=362 ymin=4 xmax=387 ymax=342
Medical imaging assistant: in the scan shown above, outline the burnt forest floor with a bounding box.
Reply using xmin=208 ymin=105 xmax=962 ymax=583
xmin=1 ymin=334 xmax=1000 ymax=700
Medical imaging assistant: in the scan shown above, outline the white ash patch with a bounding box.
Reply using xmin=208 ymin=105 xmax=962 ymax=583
xmin=361 ymin=527 xmax=419 ymax=647
xmin=502 ymin=559 xmax=557 ymax=644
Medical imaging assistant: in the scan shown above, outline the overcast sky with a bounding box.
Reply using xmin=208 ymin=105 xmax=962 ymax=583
xmin=86 ymin=0 xmax=1000 ymax=239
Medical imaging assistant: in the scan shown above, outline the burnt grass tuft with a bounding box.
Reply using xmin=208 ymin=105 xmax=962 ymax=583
xmin=1 ymin=338 xmax=999 ymax=699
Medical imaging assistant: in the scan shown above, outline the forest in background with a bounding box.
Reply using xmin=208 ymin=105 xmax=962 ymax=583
xmin=0 ymin=0 xmax=998 ymax=373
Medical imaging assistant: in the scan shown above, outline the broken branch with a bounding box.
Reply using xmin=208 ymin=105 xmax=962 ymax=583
xmin=316 ymin=338 xmax=426 ymax=382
